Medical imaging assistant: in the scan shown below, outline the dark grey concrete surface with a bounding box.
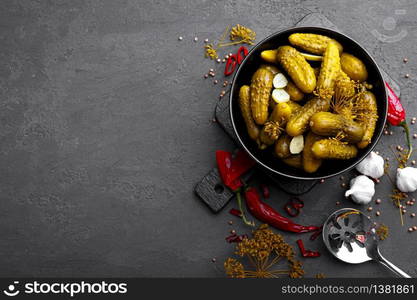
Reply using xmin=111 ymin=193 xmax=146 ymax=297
xmin=1 ymin=0 xmax=417 ymax=278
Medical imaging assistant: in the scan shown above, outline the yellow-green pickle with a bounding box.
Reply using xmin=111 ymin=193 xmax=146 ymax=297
xmin=303 ymin=132 xmax=323 ymax=173
xmin=257 ymin=102 xmax=292 ymax=149
xmin=250 ymin=68 xmax=274 ymax=125
xmin=282 ymin=154 xmax=303 ymax=169
xmin=239 ymin=85 xmax=260 ymax=141
xmin=285 ymin=81 xmax=304 ymax=101
xmin=309 ymin=112 xmax=364 ymax=143
xmin=316 ymin=41 xmax=341 ymax=100
xmin=276 ymin=46 xmax=317 ymax=93
xmin=260 ymin=64 xmax=280 ymax=75
xmin=288 ymin=33 xmax=343 ymax=55
xmin=356 ymin=91 xmax=378 ymax=148
xmin=340 ymin=53 xmax=368 ymax=82
xmin=274 ymin=134 xmax=292 ymax=159
xmin=312 ymin=139 xmax=358 ymax=160
xmin=286 ymin=97 xmax=331 ymax=137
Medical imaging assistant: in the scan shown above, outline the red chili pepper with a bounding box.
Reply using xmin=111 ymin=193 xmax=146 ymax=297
xmin=385 ymin=81 xmax=413 ymax=160
xmin=244 ymin=187 xmax=320 ymax=233
xmin=284 ymin=197 xmax=304 ymax=217
xmin=236 ymin=46 xmax=248 ymax=64
xmin=309 ymin=226 xmax=323 ymax=241
xmin=296 ymin=239 xmax=321 ymax=258
xmin=216 ymin=150 xmax=255 ymax=191
xmin=260 ymin=184 xmax=270 ymax=199
xmin=229 ymin=208 xmax=242 ymax=217
xmin=386 ymin=82 xmax=405 ymax=126
xmin=225 ymin=233 xmax=248 ymax=243
xmin=216 ymin=150 xmax=255 ymax=227
xmin=224 ymin=54 xmax=237 ymax=76
xmin=224 ymin=46 xmax=249 ymax=76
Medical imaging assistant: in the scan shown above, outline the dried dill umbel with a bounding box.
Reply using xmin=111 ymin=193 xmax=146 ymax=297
xmin=204 ymin=24 xmax=256 ymax=59
xmin=224 ymin=224 xmax=304 ymax=278
xmin=228 ymin=24 xmax=256 ymax=45
xmin=204 ymin=44 xmax=218 ymax=60
xmin=384 ymin=147 xmax=411 ymax=226
xmin=375 ymin=223 xmax=389 ymax=241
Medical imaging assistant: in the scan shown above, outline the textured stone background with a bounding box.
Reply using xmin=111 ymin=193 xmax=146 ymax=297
xmin=1 ymin=0 xmax=417 ymax=277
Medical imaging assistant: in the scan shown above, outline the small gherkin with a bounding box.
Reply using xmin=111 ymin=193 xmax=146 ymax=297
xmin=312 ymin=139 xmax=358 ymax=160
xmin=239 ymin=85 xmax=260 ymax=141
xmin=316 ymin=41 xmax=341 ymax=100
xmin=289 ymin=33 xmax=343 ymax=55
xmin=276 ymin=46 xmax=317 ymax=93
xmin=250 ymin=68 xmax=274 ymax=125
xmin=355 ymin=91 xmax=378 ymax=149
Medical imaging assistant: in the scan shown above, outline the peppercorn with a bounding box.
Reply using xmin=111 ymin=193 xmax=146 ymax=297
xmin=376 ymin=211 xmax=381 ymax=216
xmin=376 ymin=198 xmax=381 ymax=204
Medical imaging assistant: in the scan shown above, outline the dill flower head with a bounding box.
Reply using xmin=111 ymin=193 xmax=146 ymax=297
xmin=224 ymin=224 xmax=303 ymax=278
xmin=229 ymin=24 xmax=256 ymax=45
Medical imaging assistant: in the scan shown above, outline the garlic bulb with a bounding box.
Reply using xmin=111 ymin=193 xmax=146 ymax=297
xmin=396 ymin=167 xmax=417 ymax=192
xmin=345 ymin=175 xmax=375 ymax=205
xmin=355 ymin=151 xmax=384 ymax=179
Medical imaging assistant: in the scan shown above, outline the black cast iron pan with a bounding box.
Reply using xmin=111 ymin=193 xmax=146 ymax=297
xmin=230 ymin=27 xmax=388 ymax=181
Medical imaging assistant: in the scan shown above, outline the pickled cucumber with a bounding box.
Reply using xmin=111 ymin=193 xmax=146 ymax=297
xmin=316 ymin=41 xmax=341 ymax=100
xmin=288 ymin=33 xmax=343 ymax=55
xmin=286 ymin=97 xmax=331 ymax=137
xmin=260 ymin=64 xmax=280 ymax=75
xmin=258 ymin=121 xmax=281 ymax=149
xmin=276 ymin=46 xmax=317 ymax=93
xmin=260 ymin=50 xmax=278 ymax=64
xmin=309 ymin=112 xmax=364 ymax=143
xmin=250 ymin=68 xmax=274 ymax=125
xmin=340 ymin=53 xmax=368 ymax=82
xmin=312 ymin=139 xmax=358 ymax=160
xmin=239 ymin=85 xmax=260 ymax=141
xmin=282 ymin=154 xmax=303 ymax=169
xmin=356 ymin=91 xmax=378 ymax=149
xmin=257 ymin=102 xmax=292 ymax=149
xmin=285 ymin=81 xmax=304 ymax=101
xmin=303 ymin=132 xmax=323 ymax=173
xmin=274 ymin=134 xmax=292 ymax=159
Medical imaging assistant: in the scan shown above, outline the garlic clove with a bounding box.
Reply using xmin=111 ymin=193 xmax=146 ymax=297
xmin=345 ymin=175 xmax=375 ymax=205
xmin=396 ymin=167 xmax=417 ymax=193
xmin=273 ymin=73 xmax=288 ymax=89
xmin=289 ymin=135 xmax=304 ymax=154
xmin=355 ymin=151 xmax=384 ymax=179
xmin=272 ymin=88 xmax=290 ymax=103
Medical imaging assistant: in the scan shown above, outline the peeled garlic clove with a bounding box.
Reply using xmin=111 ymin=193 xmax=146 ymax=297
xmin=396 ymin=167 xmax=417 ymax=192
xmin=289 ymin=135 xmax=304 ymax=154
xmin=345 ymin=175 xmax=375 ymax=205
xmin=272 ymin=89 xmax=290 ymax=103
xmin=355 ymin=151 xmax=384 ymax=179
xmin=273 ymin=73 xmax=288 ymax=89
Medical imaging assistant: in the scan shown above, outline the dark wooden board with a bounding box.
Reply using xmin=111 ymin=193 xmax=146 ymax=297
xmin=195 ymin=12 xmax=400 ymax=213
